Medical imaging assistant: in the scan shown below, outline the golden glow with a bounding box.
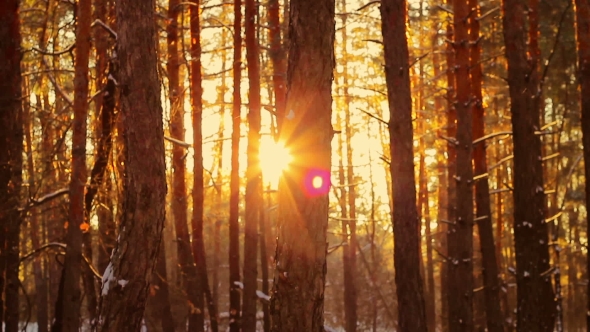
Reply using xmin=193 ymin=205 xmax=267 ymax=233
xmin=312 ymin=176 xmax=324 ymax=189
xmin=259 ymin=137 xmax=292 ymax=187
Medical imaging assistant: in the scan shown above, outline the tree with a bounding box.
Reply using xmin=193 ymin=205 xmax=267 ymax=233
xmin=269 ymin=0 xmax=335 ymax=328
xmin=572 ymin=0 xmax=590 ymax=330
xmin=501 ymin=0 xmax=556 ymax=330
xmin=95 ymin=0 xmax=167 ymax=329
xmin=242 ymin=0 xmax=262 ymax=326
xmin=379 ymin=0 xmax=427 ymax=330
xmin=468 ymin=1 xmax=504 ymax=331
xmin=229 ymin=0 xmax=243 ymax=328
xmin=448 ymin=0 xmax=474 ymax=330
xmin=61 ymin=0 xmax=92 ymax=329
xmin=0 ymin=0 xmax=23 ymax=330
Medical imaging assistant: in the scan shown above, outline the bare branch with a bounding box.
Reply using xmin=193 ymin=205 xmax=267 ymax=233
xmin=472 ymin=131 xmax=512 ymax=145
xmin=164 ymin=135 xmax=191 ymax=148
xmin=91 ymin=19 xmax=118 ymax=39
xmin=32 ymin=44 xmax=75 ymax=56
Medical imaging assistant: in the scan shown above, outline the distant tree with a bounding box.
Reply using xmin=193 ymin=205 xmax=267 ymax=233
xmin=95 ymin=0 xmax=167 ymax=329
xmin=61 ymin=0 xmax=92 ymax=329
xmin=379 ymin=0 xmax=427 ymax=330
xmin=572 ymin=0 xmax=590 ymax=330
xmin=269 ymin=0 xmax=335 ymax=328
xmin=0 ymin=0 xmax=23 ymax=330
xmin=501 ymin=0 xmax=556 ymax=330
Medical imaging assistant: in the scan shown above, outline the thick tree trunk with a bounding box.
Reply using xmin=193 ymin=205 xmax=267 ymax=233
xmin=61 ymin=0 xmax=92 ymax=329
xmin=269 ymin=0 xmax=335 ymax=328
xmin=229 ymin=0 xmax=243 ymax=328
xmin=379 ymin=0 xmax=427 ymax=331
xmin=96 ymin=0 xmax=167 ymax=329
xmin=468 ymin=2 xmax=504 ymax=331
xmin=0 ymin=0 xmax=23 ymax=329
xmin=501 ymin=1 xmax=556 ymax=331
xmin=243 ymin=0 xmax=262 ymax=327
xmin=573 ymin=0 xmax=590 ymax=330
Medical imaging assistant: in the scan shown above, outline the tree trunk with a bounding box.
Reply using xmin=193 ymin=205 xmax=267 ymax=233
xmin=448 ymin=0 xmax=475 ymax=331
xmin=469 ymin=2 xmax=504 ymax=331
xmin=573 ymin=0 xmax=590 ymax=330
xmin=146 ymin=241 xmax=176 ymax=332
xmin=229 ymin=0 xmax=243 ymax=328
xmin=501 ymin=0 xmax=556 ymax=330
xmin=268 ymin=0 xmax=286 ymax=125
xmin=379 ymin=0 xmax=427 ymax=331
xmin=61 ymin=0 xmax=92 ymax=329
xmin=96 ymin=0 xmax=167 ymax=328
xmin=189 ymin=2 xmax=219 ymax=331
xmin=419 ymin=153 xmax=436 ymax=332
xmin=0 ymin=0 xmax=23 ymax=329
xmin=243 ymin=0 xmax=262 ymax=326
xmin=269 ymin=0 xmax=335 ymax=328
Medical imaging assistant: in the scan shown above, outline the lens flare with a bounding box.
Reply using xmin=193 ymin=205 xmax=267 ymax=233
xmin=259 ymin=138 xmax=292 ymax=187
xmin=303 ymin=168 xmax=331 ymax=197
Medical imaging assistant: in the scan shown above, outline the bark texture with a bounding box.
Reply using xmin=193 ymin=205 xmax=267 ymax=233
xmin=269 ymin=0 xmax=335 ymax=328
xmin=96 ymin=0 xmax=167 ymax=329
xmin=379 ymin=0 xmax=427 ymax=331
xmin=501 ymin=0 xmax=556 ymax=330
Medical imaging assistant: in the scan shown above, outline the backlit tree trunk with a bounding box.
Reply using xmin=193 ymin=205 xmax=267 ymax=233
xmin=501 ymin=0 xmax=556 ymax=330
xmin=269 ymin=0 xmax=335 ymax=328
xmin=61 ymin=0 xmax=92 ymax=329
xmin=243 ymin=0 xmax=262 ymax=327
xmin=379 ymin=0 xmax=427 ymax=331
xmin=229 ymin=0 xmax=243 ymax=328
xmin=0 ymin=0 xmax=23 ymax=330
xmin=96 ymin=0 xmax=167 ymax=328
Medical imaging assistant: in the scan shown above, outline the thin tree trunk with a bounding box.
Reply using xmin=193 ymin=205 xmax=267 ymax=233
xmin=229 ymin=0 xmax=243 ymax=327
xmin=269 ymin=0 xmax=335 ymax=328
xmin=148 ymin=241 xmax=176 ymax=332
xmin=419 ymin=153 xmax=436 ymax=332
xmin=501 ymin=0 xmax=556 ymax=330
xmin=342 ymin=5 xmax=358 ymax=327
xmin=379 ymin=0 xmax=427 ymax=331
xmin=268 ymin=0 xmax=286 ymax=128
xmin=260 ymin=184 xmax=270 ymax=332
xmin=243 ymin=0 xmax=262 ymax=326
xmin=468 ymin=1 xmax=504 ymax=331
xmin=189 ymin=2 xmax=218 ymax=331
xmin=573 ymin=0 xmax=590 ymax=330
xmin=96 ymin=0 xmax=167 ymax=328
xmin=61 ymin=0 xmax=92 ymax=329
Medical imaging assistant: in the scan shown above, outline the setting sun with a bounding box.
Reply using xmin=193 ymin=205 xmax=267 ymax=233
xmin=259 ymin=137 xmax=293 ymax=186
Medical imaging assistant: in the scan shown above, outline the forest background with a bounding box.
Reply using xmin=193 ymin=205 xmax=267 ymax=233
xmin=0 ymin=0 xmax=589 ymax=331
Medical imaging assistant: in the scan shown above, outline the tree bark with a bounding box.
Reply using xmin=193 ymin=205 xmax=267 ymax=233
xmin=243 ymin=0 xmax=262 ymax=327
xmin=379 ymin=0 xmax=427 ymax=331
xmin=95 ymin=0 xmax=167 ymax=328
xmin=0 ymin=0 xmax=23 ymax=329
xmin=501 ymin=0 xmax=556 ymax=330
xmin=268 ymin=0 xmax=287 ymax=125
xmin=61 ymin=0 xmax=92 ymax=329
xmin=468 ymin=1 xmax=504 ymax=331
xmin=269 ymin=0 xmax=335 ymax=328
xmin=229 ymin=0 xmax=243 ymax=328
